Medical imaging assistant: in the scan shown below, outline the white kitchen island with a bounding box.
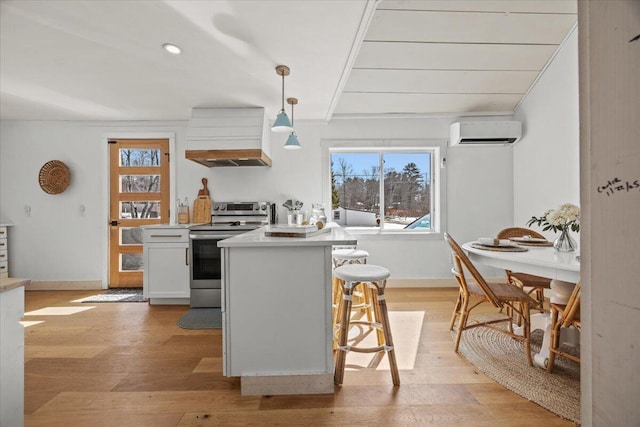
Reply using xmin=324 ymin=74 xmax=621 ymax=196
xmin=218 ymin=224 xmax=356 ymax=396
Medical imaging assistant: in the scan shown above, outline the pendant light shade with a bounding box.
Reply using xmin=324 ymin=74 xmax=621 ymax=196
xmin=272 ymin=110 xmax=292 ymax=132
xmin=284 ymin=97 xmax=301 ymax=149
xmin=284 ymin=132 xmax=301 ymax=150
xmin=271 ymin=65 xmax=293 ymax=133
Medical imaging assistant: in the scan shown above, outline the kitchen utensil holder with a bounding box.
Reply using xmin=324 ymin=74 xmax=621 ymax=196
xmin=178 ymin=206 xmax=190 ymax=224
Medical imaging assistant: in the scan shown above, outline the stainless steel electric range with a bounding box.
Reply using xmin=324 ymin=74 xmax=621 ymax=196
xmin=188 ymin=201 xmax=274 ymax=308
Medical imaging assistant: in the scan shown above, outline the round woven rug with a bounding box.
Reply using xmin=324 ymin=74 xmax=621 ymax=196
xmin=454 ymin=320 xmax=580 ymax=424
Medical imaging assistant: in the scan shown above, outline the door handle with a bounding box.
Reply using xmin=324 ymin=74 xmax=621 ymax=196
xmin=110 ymin=220 xmax=120 ymax=226
xmin=185 ymin=247 xmax=189 ymax=265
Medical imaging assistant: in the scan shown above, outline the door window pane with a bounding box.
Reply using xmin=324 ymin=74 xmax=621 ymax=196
xmin=121 ymin=227 xmax=142 ymax=245
xmin=121 ymin=253 xmax=143 ymax=271
xmin=120 ymin=201 xmax=161 ymax=219
xmin=120 ymin=149 xmax=161 ymax=167
xmin=120 ymin=175 xmax=160 ymax=193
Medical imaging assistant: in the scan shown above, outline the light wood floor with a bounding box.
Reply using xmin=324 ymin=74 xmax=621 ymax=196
xmin=22 ymin=288 xmax=574 ymax=426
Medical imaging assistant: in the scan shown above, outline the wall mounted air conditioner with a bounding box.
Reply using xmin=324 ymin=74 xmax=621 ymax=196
xmin=450 ymin=121 xmax=522 ymax=146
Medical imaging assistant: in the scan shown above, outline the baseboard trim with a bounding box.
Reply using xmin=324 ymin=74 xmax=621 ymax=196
xmin=26 ymin=281 xmax=104 ymax=291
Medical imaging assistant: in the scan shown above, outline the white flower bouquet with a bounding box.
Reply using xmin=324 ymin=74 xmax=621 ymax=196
xmin=527 ymin=203 xmax=580 ymax=233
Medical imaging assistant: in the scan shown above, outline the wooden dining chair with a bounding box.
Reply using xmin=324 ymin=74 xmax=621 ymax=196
xmin=497 ymin=227 xmax=552 ymax=315
xmin=445 ymin=233 xmax=537 ymax=366
xmin=547 ymin=281 xmax=581 ymax=373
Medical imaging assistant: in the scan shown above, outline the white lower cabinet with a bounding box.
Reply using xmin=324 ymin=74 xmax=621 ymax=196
xmin=0 ymin=226 xmax=9 ymax=279
xmin=142 ymin=227 xmax=190 ymax=305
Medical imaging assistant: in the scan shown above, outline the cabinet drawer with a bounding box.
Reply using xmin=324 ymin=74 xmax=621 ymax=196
xmin=0 ymin=238 xmax=7 ymax=250
xmin=0 ymin=260 xmax=8 ymax=275
xmin=143 ymin=228 xmax=189 ymax=243
xmin=0 ymin=249 xmax=7 ymax=262
xmin=0 ymin=226 xmax=7 ymax=238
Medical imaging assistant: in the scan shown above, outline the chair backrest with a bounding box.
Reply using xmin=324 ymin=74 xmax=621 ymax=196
xmin=497 ymin=227 xmax=546 ymax=240
xmin=562 ymin=281 xmax=581 ymax=327
xmin=444 ymin=233 xmax=502 ymax=308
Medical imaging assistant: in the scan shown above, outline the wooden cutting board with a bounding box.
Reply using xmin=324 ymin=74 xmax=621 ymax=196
xmin=192 ymin=196 xmax=211 ymax=224
xmin=192 ymin=177 xmax=211 ymax=224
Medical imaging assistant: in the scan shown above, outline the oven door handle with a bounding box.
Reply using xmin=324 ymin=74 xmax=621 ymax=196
xmin=189 ymin=234 xmax=235 ymax=240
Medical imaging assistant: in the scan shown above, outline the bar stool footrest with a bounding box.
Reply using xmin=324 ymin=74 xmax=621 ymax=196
xmin=337 ymin=345 xmax=394 ymax=354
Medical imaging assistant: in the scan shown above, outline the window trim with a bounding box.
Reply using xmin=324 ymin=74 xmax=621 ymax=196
xmin=321 ymin=139 xmax=446 ymax=239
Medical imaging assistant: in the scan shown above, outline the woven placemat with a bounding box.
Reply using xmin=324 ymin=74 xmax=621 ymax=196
xmin=471 ymin=242 xmax=528 ymax=252
xmin=509 ymin=239 xmax=553 ymax=247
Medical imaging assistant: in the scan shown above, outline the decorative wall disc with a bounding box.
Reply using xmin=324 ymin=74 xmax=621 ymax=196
xmin=39 ymin=160 xmax=71 ymax=194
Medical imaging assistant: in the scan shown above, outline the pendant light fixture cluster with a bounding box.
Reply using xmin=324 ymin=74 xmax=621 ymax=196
xmin=271 ymin=65 xmax=301 ymax=149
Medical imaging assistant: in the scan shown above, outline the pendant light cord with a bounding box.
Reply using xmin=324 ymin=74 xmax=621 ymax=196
xmin=281 ymin=72 xmax=285 ymax=112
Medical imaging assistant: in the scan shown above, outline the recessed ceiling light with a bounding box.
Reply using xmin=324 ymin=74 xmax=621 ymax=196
xmin=162 ymin=43 xmax=181 ymax=55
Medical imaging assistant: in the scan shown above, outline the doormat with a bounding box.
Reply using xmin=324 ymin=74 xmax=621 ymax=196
xmin=178 ymin=308 xmax=222 ymax=329
xmin=80 ymin=288 xmax=147 ymax=303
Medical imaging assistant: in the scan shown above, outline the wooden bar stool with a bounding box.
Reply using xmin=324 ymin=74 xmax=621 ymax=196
xmin=333 ymin=263 xmax=400 ymax=386
xmin=331 ymin=249 xmax=372 ymax=339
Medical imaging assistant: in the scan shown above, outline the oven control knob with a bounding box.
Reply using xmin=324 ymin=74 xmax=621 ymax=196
xmin=220 ymin=205 xmax=226 ymax=211
xmin=213 ymin=205 xmax=219 ymax=210
xmin=260 ymin=204 xmax=267 ymax=210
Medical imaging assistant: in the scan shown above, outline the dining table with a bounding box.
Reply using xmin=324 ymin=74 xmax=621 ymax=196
xmin=462 ymin=241 xmax=580 ymax=369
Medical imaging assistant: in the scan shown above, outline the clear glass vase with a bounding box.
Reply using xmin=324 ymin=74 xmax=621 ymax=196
xmin=553 ymin=228 xmax=577 ymax=252
xmin=309 ymin=203 xmax=327 ymax=228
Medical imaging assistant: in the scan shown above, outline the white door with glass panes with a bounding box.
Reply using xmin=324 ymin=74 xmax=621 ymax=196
xmin=108 ymin=139 xmax=170 ymax=287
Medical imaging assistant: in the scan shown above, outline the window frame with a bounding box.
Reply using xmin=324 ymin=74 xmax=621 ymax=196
xmin=321 ymin=139 xmax=446 ymax=239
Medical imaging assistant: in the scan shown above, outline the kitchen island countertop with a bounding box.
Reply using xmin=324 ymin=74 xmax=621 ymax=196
xmin=218 ymin=223 xmax=356 ymax=248
xmin=0 ymin=277 xmax=29 ymax=293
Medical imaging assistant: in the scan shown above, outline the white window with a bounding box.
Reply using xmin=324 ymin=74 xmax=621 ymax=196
xmin=324 ymin=143 xmax=443 ymax=234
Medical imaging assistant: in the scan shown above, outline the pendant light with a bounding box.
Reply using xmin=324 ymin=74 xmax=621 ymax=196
xmin=284 ymin=97 xmax=301 ymax=150
xmin=271 ymin=65 xmax=293 ymax=133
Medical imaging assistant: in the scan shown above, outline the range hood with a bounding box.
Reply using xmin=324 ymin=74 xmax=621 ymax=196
xmin=185 ymin=107 xmax=272 ymax=167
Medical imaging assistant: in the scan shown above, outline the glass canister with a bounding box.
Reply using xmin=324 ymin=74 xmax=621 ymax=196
xmin=309 ymin=203 xmax=327 ymax=228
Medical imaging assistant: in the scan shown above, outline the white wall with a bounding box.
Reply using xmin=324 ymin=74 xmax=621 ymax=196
xmin=513 ymin=26 xmax=580 ymax=241
xmin=0 ymin=115 xmax=514 ymax=284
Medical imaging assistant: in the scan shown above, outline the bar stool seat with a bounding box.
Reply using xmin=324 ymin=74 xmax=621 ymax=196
xmin=333 ymin=263 xmax=400 ymax=386
xmin=332 ymin=248 xmax=369 ymax=267
xmin=334 ymin=264 xmax=389 ymax=281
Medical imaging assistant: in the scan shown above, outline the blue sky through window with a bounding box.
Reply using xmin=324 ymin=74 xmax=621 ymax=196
xmin=331 ymin=152 xmax=431 ymax=182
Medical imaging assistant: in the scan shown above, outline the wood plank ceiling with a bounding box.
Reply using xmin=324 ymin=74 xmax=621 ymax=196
xmin=0 ymin=0 xmax=578 ymax=121
xmin=333 ymin=0 xmax=577 ymax=117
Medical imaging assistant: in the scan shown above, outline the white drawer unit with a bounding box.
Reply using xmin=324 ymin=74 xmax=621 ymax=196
xmin=142 ymin=226 xmax=190 ymax=304
xmin=0 ymin=226 xmax=8 ymax=279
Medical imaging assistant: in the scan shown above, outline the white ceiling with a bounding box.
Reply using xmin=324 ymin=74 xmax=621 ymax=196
xmin=0 ymin=0 xmax=577 ymax=123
